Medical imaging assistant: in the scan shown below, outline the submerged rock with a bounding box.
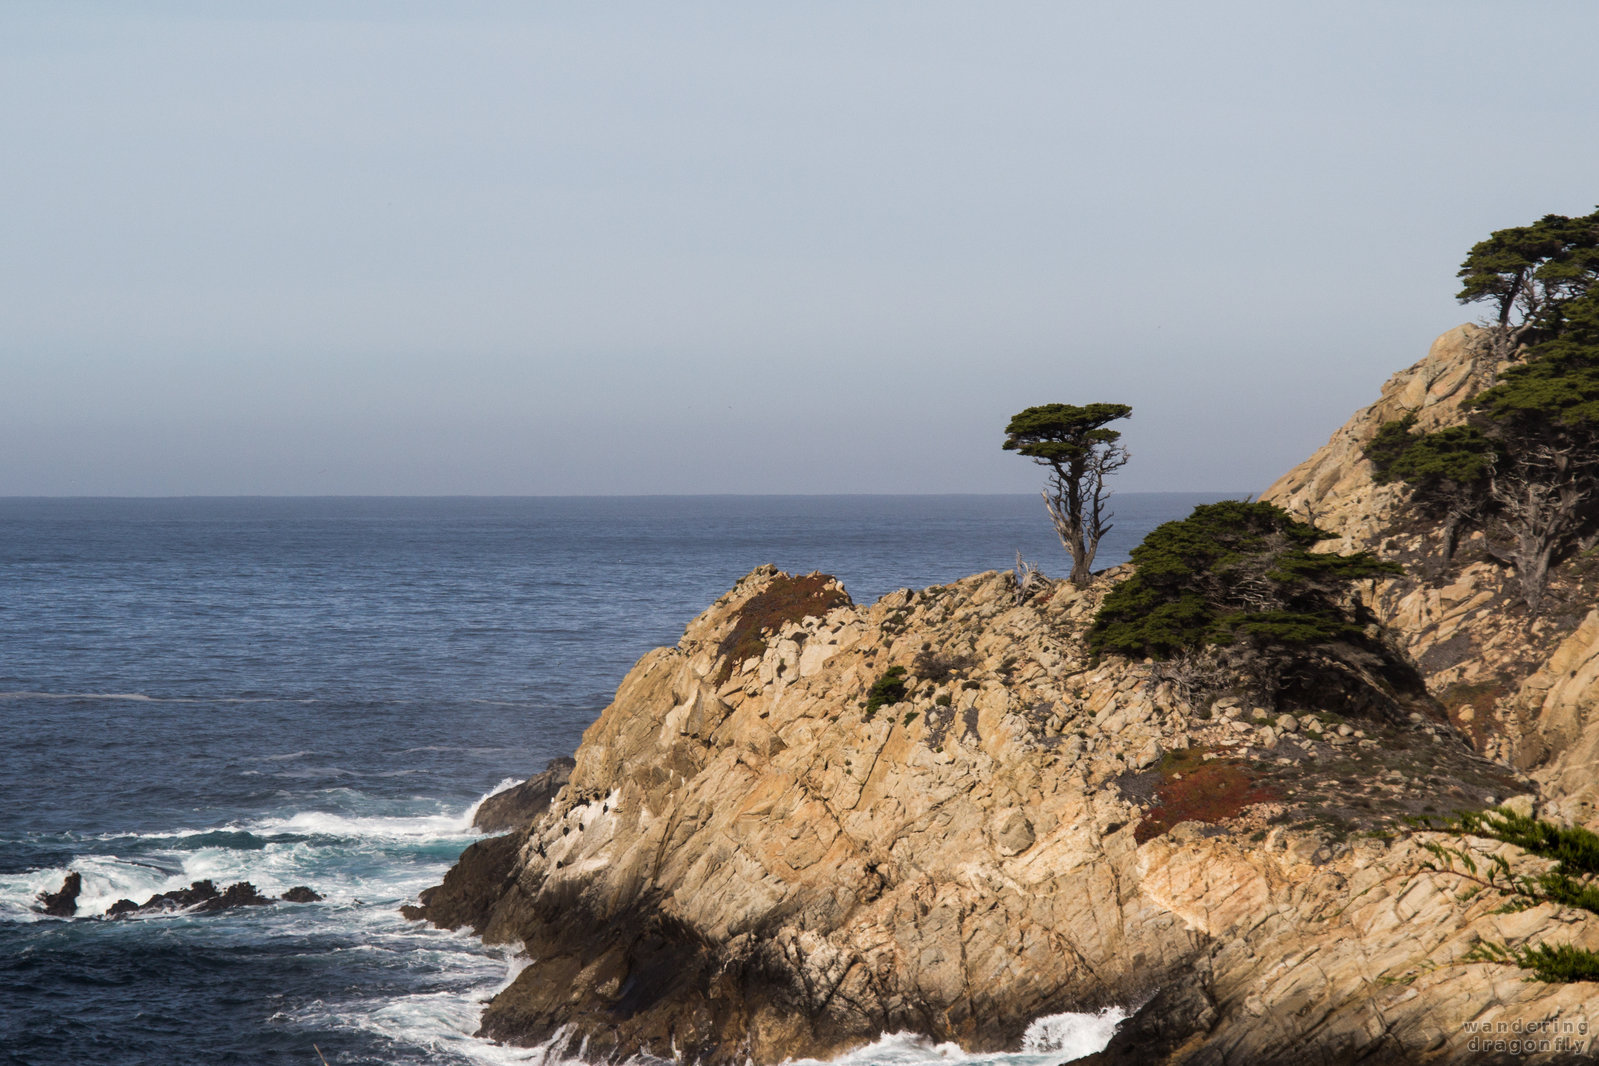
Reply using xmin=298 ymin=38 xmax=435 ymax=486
xmin=34 ymin=872 xmax=81 ymax=917
xmin=473 ymin=756 xmax=575 ymax=833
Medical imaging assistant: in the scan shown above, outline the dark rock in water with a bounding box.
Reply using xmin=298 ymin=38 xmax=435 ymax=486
xmin=138 ymin=878 xmax=222 ymax=913
xmin=400 ymin=832 xmax=520 ymax=932
xmin=280 ymin=885 xmax=323 ymax=903
xmin=473 ymin=756 xmax=575 ymax=833
xmin=105 ymin=898 xmax=140 ymax=919
xmin=107 ymin=879 xmax=276 ymax=917
xmin=35 ymin=872 xmax=82 ymax=917
xmin=1073 ymin=979 xmax=1217 ymax=1066
xmin=196 ymin=881 xmax=274 ymax=912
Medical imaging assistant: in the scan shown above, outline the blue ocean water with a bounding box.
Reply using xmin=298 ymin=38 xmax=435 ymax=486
xmin=0 ymin=494 xmax=1230 ymax=1065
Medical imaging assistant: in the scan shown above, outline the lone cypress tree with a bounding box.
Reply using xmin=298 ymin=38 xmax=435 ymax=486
xmin=1003 ymin=403 xmax=1131 ymax=587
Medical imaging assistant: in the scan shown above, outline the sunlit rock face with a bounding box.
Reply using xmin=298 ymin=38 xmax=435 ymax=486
xmin=1264 ymin=324 xmax=1599 ymax=827
xmin=413 ymin=541 xmax=1595 ymax=1064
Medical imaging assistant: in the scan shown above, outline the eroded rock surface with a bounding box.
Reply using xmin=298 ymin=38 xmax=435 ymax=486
xmin=474 ymin=756 xmax=575 ymax=833
xmin=1262 ymin=324 xmax=1599 ymax=826
xmin=412 ymin=561 xmax=1596 ymax=1064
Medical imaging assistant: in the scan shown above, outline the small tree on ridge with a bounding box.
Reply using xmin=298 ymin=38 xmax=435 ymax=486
xmin=1003 ymin=402 xmax=1131 ymax=587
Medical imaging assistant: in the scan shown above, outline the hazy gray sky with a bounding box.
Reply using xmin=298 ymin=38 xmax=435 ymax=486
xmin=4 ymin=2 xmax=1597 ymax=495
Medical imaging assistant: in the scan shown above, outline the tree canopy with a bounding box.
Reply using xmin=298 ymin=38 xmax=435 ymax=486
xmin=1370 ymin=210 xmax=1599 ymax=611
xmin=1002 ymin=403 xmax=1133 ymax=467
xmin=1003 ymin=403 xmax=1131 ymax=587
xmin=1090 ymin=500 xmax=1399 ymax=660
xmin=1456 ymin=210 xmax=1599 ymax=343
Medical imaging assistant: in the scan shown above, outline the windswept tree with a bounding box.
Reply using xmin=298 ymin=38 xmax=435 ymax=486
xmin=1456 ymin=209 xmax=1599 ymax=358
xmin=1089 ymin=501 xmax=1408 ymax=713
xmin=1003 ymin=403 xmax=1131 ymax=587
xmin=1364 ymin=415 xmax=1496 ymax=569
xmin=1372 ymin=210 xmax=1599 ymax=612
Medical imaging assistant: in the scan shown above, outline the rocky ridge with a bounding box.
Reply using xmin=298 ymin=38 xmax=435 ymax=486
xmin=1262 ymin=324 xmax=1599 ymax=826
xmin=413 ymin=552 xmax=1596 ymax=1064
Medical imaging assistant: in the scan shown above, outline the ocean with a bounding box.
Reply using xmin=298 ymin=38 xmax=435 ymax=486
xmin=0 ymin=493 xmax=1232 ymax=1065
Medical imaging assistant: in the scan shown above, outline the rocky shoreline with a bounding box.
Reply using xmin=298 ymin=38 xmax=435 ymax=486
xmin=409 ymin=327 xmax=1599 ymax=1064
xmin=33 ymin=873 xmax=322 ymax=919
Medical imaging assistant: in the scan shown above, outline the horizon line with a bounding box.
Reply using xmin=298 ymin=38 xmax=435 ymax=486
xmin=0 ymin=489 xmax=1254 ymax=501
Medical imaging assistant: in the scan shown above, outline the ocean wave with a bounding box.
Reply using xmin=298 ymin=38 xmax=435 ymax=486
xmin=1 ymin=779 xmax=519 ymax=924
xmin=780 ymin=1009 xmax=1128 ymax=1066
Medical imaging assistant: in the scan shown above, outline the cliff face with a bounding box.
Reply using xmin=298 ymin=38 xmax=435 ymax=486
xmin=406 ymin=323 xmax=1599 ymax=1063
xmin=413 ymin=557 xmax=1597 ymax=1064
xmin=1262 ymin=325 xmax=1599 ymax=828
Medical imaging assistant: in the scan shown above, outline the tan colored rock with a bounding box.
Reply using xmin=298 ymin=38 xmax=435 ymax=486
xmin=408 ymin=562 xmax=1590 ymax=1065
xmin=1263 ymin=325 xmax=1599 ymax=828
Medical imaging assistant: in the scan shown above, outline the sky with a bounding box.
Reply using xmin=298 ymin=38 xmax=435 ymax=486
xmin=3 ymin=1 xmax=1598 ymax=496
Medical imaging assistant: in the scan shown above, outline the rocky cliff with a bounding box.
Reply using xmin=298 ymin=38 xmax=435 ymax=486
xmin=1262 ymin=325 xmax=1599 ymax=828
xmin=404 ymin=324 xmax=1599 ymax=1064
xmin=411 ymin=547 xmax=1598 ymax=1062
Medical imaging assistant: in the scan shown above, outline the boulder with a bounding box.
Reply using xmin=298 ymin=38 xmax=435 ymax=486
xmin=473 ymin=757 xmax=575 ymax=833
xmin=34 ymin=872 xmax=81 ymax=917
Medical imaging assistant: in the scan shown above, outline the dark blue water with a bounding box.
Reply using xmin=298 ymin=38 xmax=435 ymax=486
xmin=0 ymin=494 xmax=1229 ymax=1065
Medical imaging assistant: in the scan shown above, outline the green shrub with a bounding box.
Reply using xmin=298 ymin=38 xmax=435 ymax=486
xmin=1425 ymin=808 xmax=1599 ymax=983
xmin=1090 ymin=500 xmax=1399 ymax=660
xmin=864 ymin=666 xmax=908 ymax=720
xmin=1468 ymin=940 xmax=1599 ymax=983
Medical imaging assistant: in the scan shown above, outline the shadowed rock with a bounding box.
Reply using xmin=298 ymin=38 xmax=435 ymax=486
xmin=400 ymin=832 xmax=520 ymax=932
xmin=281 ymin=885 xmax=323 ymax=903
xmin=35 ymin=872 xmax=81 ymax=917
xmin=106 ymin=879 xmax=275 ymax=917
xmin=473 ymin=757 xmax=575 ymax=833
xmin=1074 ymin=979 xmax=1216 ymax=1066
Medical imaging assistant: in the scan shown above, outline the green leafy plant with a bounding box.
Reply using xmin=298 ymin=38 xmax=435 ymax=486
xmin=1418 ymin=807 xmax=1599 ymax=983
xmin=863 ymin=666 xmax=908 ymax=720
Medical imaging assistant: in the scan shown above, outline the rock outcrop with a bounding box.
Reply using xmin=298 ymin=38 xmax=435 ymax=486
xmin=413 ymin=557 xmax=1598 ymax=1064
xmin=34 ymin=871 xmax=81 ymax=917
xmin=105 ymin=879 xmax=295 ymax=918
xmin=474 ymin=756 xmax=576 ymax=833
xmin=1262 ymin=324 xmax=1599 ymax=827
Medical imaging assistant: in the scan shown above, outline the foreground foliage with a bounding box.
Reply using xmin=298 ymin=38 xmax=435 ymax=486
xmin=1420 ymin=807 xmax=1599 ymax=982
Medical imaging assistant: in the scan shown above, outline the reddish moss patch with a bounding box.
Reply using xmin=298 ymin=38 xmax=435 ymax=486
xmin=713 ymin=573 xmax=851 ymax=685
xmin=1438 ymin=679 xmax=1506 ymax=751
xmin=1134 ymin=748 xmax=1280 ymax=844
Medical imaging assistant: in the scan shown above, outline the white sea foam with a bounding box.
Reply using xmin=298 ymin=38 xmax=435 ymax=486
xmin=293 ymin=947 xmax=573 ymax=1066
xmin=2 ymin=779 xmax=517 ymax=922
xmin=1020 ymin=1009 xmax=1130 ymax=1059
xmin=781 ymin=1009 xmax=1128 ymax=1066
